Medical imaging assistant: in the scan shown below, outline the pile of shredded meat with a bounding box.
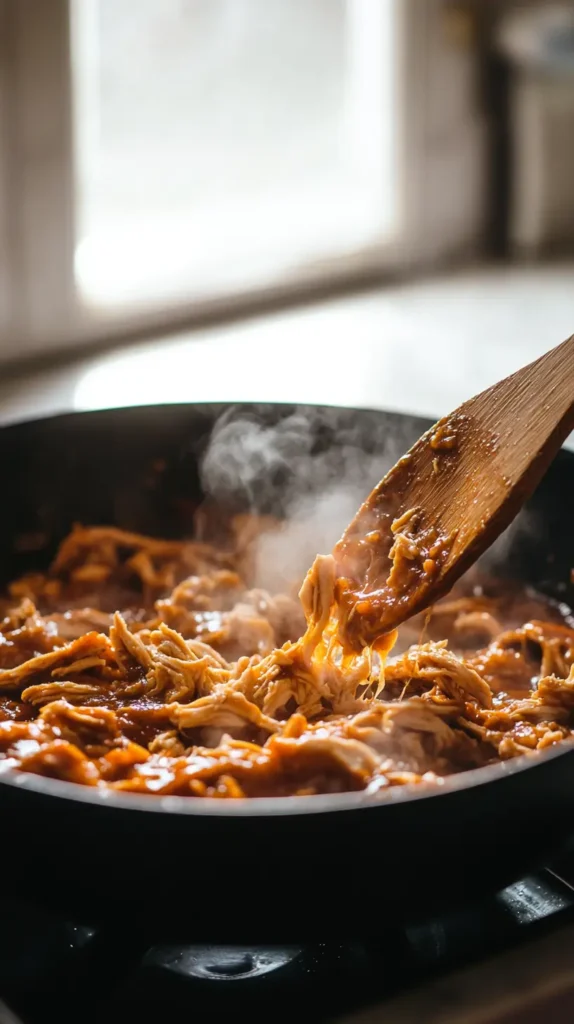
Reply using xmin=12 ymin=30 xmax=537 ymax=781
xmin=1 ymin=520 xmax=574 ymax=799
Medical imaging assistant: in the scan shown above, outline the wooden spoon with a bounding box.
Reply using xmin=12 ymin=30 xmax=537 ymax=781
xmin=333 ymin=333 xmax=574 ymax=649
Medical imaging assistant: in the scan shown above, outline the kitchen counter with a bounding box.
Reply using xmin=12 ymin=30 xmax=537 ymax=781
xmin=1 ymin=263 xmax=574 ymax=434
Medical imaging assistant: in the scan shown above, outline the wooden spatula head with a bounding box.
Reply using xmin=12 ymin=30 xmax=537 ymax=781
xmin=334 ymin=333 xmax=574 ymax=648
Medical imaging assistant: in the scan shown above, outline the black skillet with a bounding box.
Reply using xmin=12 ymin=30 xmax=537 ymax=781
xmin=1 ymin=403 xmax=574 ymax=941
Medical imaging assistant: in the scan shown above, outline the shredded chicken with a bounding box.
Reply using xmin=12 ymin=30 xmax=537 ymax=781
xmin=1 ymin=521 xmax=573 ymax=798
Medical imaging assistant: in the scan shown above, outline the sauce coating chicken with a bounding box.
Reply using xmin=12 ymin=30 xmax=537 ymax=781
xmin=1 ymin=521 xmax=573 ymax=798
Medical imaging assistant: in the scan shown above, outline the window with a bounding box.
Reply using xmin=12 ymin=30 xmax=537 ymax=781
xmin=72 ymin=0 xmax=400 ymax=308
xmin=0 ymin=0 xmax=487 ymax=359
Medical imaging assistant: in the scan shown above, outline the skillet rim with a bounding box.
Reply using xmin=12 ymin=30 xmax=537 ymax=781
xmin=1 ymin=401 xmax=573 ymax=820
xmin=2 ymin=734 xmax=574 ymax=816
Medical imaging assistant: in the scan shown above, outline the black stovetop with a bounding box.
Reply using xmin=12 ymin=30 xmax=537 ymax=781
xmin=3 ymin=858 xmax=574 ymax=1024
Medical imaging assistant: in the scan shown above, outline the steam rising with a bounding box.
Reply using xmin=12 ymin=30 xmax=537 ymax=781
xmin=200 ymin=404 xmax=558 ymax=604
xmin=200 ymin=405 xmax=418 ymax=593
